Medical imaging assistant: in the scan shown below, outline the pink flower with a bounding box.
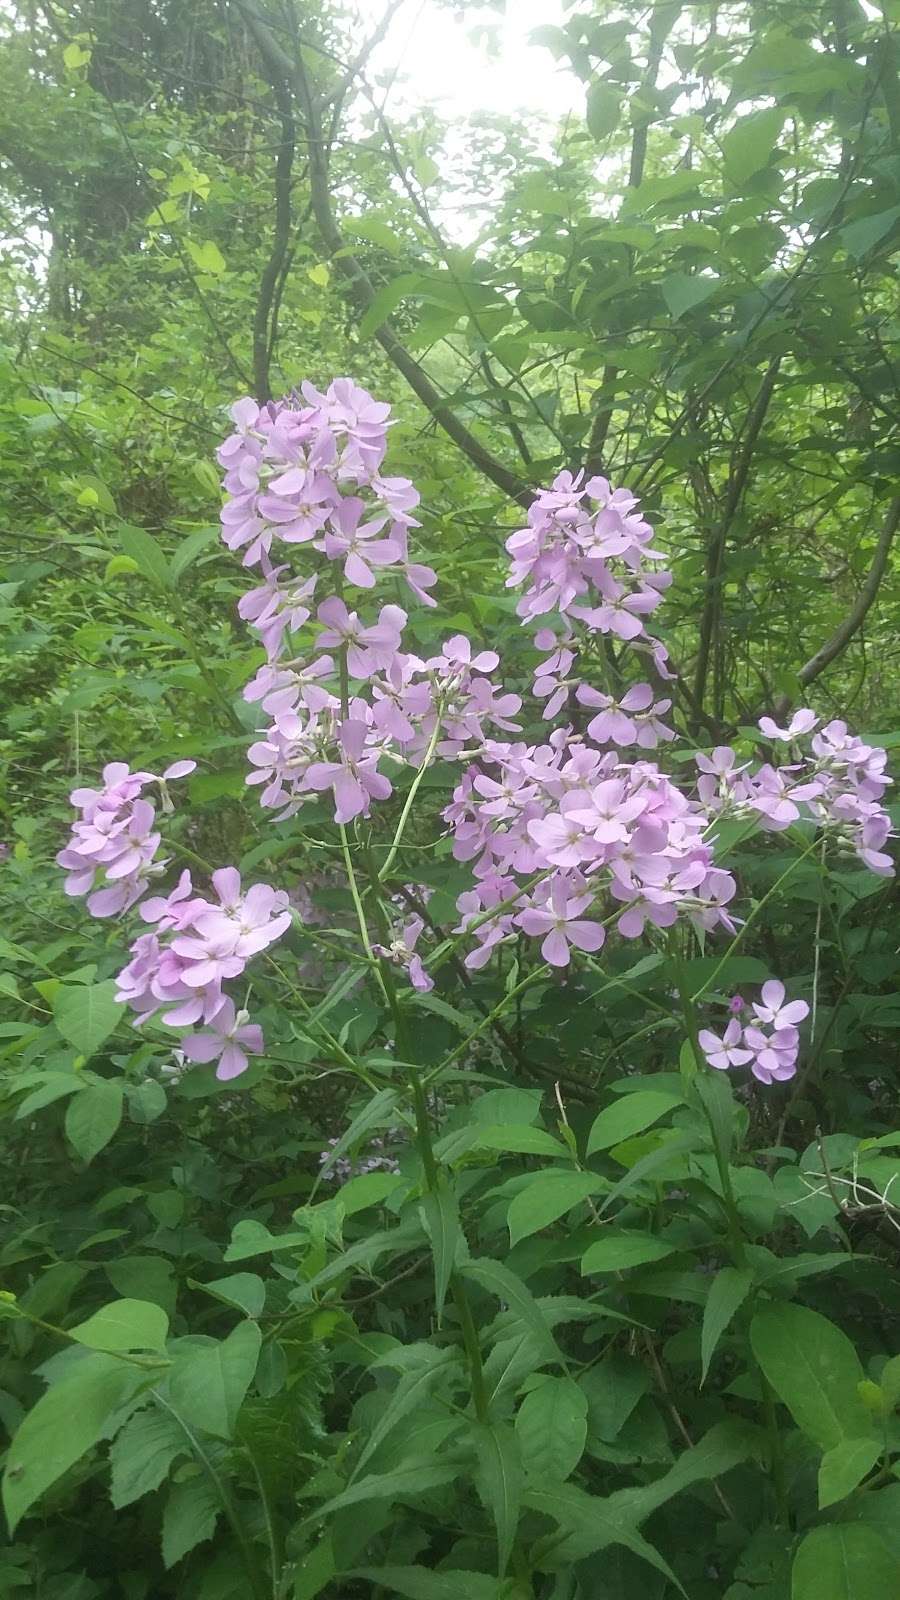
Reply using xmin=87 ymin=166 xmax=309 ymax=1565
xmin=517 ymin=878 xmax=605 ymax=967
xmin=698 ymin=1020 xmax=753 ymax=1072
xmin=758 ymin=709 xmax=819 ymax=741
xmin=752 ymin=980 xmax=809 ymax=1030
xmin=181 ymin=999 xmax=264 ymax=1081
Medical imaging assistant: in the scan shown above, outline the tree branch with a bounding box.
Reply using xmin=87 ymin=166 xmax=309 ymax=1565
xmin=770 ymin=495 xmax=900 ymax=718
xmin=252 ymin=72 xmax=296 ymax=402
xmin=692 ymin=356 xmax=781 ymax=721
xmin=238 ymin=0 xmax=532 ymax=508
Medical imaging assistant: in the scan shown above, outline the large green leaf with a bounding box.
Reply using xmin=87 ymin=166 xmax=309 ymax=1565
xmin=515 ymin=1376 xmax=587 ymax=1482
xmin=473 ymin=1421 xmax=522 ymax=1578
xmin=109 ymin=1405 xmax=186 ymax=1508
xmin=53 ymin=981 xmax=123 ymax=1058
xmin=586 ymin=1090 xmax=682 ymax=1154
xmin=420 ymin=1182 xmax=460 ymax=1326
xmin=582 ymin=1232 xmax=675 ymax=1274
xmin=700 ymin=1268 xmax=754 ymax=1384
xmin=350 ymin=1568 xmax=500 ymax=1599
xmin=750 ymin=1303 xmax=873 ymax=1449
xmin=64 ymin=1080 xmax=123 ymax=1162
xmin=300 ymin=1459 xmax=459 ymax=1527
xmin=507 ymin=1172 xmax=606 ymax=1246
xmin=818 ymin=1439 xmax=881 ymax=1510
xmin=167 ymin=1320 xmax=261 ymax=1438
xmin=354 ymin=1348 xmax=458 ymax=1478
xmin=3 ymin=1355 xmax=146 ymax=1532
xmin=161 ymin=1472 xmax=221 ymax=1568
xmin=70 ymin=1298 xmax=169 ymax=1354
xmin=722 ymin=108 xmax=785 ymax=184
xmin=458 ymin=1259 xmax=562 ymax=1365
xmin=791 ymin=1525 xmax=898 ymax=1598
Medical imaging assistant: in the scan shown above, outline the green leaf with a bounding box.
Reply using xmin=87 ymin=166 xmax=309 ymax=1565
xmin=598 ymin=1132 xmax=700 ymax=1214
xmin=471 ymin=1123 xmax=568 ymax=1157
xmin=65 ymin=1081 xmax=124 ymax=1162
xmin=184 ymin=238 xmax=227 ymax=276
xmin=69 ymin=1298 xmax=169 ymax=1354
xmin=791 ymin=1524 xmax=898 ymax=1599
xmin=473 ymin=1421 xmax=522 ymax=1578
xmin=169 ymin=525 xmax=219 ymax=582
xmin=515 ymin=1376 xmax=587 ymax=1482
xmin=470 ymin=1088 xmax=542 ymax=1124
xmin=818 ymin=1438 xmax=881 ymax=1509
xmin=458 ymin=1259 xmax=562 ymax=1366
xmin=161 ymin=1473 xmax=221 ymax=1567
xmin=53 ymin=981 xmax=123 ymax=1058
xmin=349 ymin=1569 xmax=500 ymax=1600
xmin=167 ymin=1320 xmax=261 ymax=1438
xmin=523 ymin=1480 xmax=682 ymax=1589
xmin=358 ymin=274 xmax=423 ymax=340
xmin=194 ymin=1274 xmax=265 ymax=1318
xmin=839 ymin=206 xmax=900 ymax=260
xmin=301 ymin=1459 xmax=458 ymax=1527
xmin=587 ymin=1091 xmax=682 ymax=1154
xmin=420 ymin=1182 xmax=460 ymax=1326
xmin=662 ymin=273 xmax=719 ymax=319
xmin=581 ymin=1232 xmax=675 ymax=1274
xmin=3 ymin=1355 xmax=146 ymax=1532
xmin=116 ymin=525 xmax=171 ymax=589
xmin=224 ymin=1219 xmax=309 ymax=1261
xmin=586 ymin=82 xmax=622 ymax=141
xmin=700 ymin=1268 xmax=753 ymax=1384
xmin=318 ymin=1088 xmax=399 ymax=1180
xmin=343 ymin=215 xmax=401 ymax=255
xmin=722 ymin=108 xmax=785 ymax=184
xmin=507 ymin=1172 xmax=605 ymax=1246
xmin=750 ymin=1303 xmax=873 ymax=1449
xmin=109 ymin=1405 xmax=185 ymax=1508
xmin=355 ymin=1348 xmax=457 ymax=1478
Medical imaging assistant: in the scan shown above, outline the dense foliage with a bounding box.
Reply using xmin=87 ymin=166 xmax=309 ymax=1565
xmin=0 ymin=3 xmax=898 ymax=1599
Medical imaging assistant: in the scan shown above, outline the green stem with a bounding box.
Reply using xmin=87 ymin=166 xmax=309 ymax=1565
xmin=338 ymin=824 xmax=389 ymax=1005
xmin=407 ymin=1067 xmax=489 ymax=1423
xmin=378 ymin=713 xmax=443 ymax=883
xmin=760 ymin=1371 xmax=789 ymax=1526
xmin=688 ymin=835 xmax=821 ymax=1007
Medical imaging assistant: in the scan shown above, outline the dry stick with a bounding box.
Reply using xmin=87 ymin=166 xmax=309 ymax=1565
xmin=643 ymin=1335 xmax=738 ymax=1523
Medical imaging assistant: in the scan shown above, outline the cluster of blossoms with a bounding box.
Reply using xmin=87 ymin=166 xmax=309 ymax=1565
xmin=56 ymin=759 xmax=196 ymax=916
xmin=219 ymin=382 xmax=520 ymax=826
xmin=59 ymin=378 xmax=894 ymax=1096
xmin=58 ymin=761 xmax=291 ymax=1078
xmin=695 ymin=710 xmax=893 ymax=875
xmin=699 ymin=982 xmax=810 ymax=1085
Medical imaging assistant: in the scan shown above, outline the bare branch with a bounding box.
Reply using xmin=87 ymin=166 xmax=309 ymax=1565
xmin=770 ymin=495 xmax=900 ymax=718
xmin=252 ymin=72 xmax=296 ymax=402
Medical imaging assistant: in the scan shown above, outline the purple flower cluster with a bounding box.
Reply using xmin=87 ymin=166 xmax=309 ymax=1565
xmin=56 ymin=760 xmax=196 ymax=917
xmin=115 ymin=867 xmax=290 ymax=1078
xmin=58 ymin=761 xmax=290 ymax=1079
xmin=699 ymin=982 xmax=810 ymax=1084
xmin=696 ymin=714 xmax=893 ymax=875
xmin=220 ymin=383 xmax=520 ymax=826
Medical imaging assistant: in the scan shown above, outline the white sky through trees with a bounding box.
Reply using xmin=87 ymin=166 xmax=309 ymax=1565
xmin=355 ymin=0 xmax=580 ymax=120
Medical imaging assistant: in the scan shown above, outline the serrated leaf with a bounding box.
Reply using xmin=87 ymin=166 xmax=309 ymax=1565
xmin=458 ymin=1258 xmax=562 ymax=1365
xmin=53 ymin=981 xmax=123 ymax=1058
xmin=109 ymin=1405 xmax=185 ymax=1508
xmin=473 ymin=1421 xmax=522 ymax=1578
xmin=355 ymin=1348 xmax=457 ymax=1478
xmin=161 ymin=1472 xmax=221 ymax=1567
xmin=515 ymin=1376 xmax=587 ymax=1482
xmin=586 ymin=81 xmax=622 ymax=141
xmin=69 ymin=1298 xmax=169 ymax=1354
xmin=167 ymin=1320 xmax=261 ymax=1438
xmin=3 ymin=1355 xmax=146 ymax=1532
xmin=65 ymin=1081 xmax=123 ymax=1162
xmin=300 ymin=1459 xmax=458 ymax=1527
xmin=420 ymin=1182 xmax=460 ymax=1326
xmin=700 ymin=1268 xmax=753 ymax=1384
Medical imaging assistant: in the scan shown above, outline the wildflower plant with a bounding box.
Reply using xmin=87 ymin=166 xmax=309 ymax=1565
xmin=3 ymin=380 xmax=898 ymax=1600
